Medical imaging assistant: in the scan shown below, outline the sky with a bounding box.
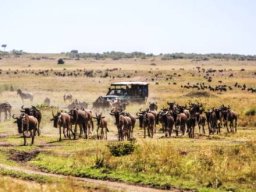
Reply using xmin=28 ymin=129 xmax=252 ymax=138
xmin=0 ymin=0 xmax=256 ymax=54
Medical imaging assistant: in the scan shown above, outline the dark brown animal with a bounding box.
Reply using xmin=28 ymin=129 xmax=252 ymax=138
xmin=137 ymin=111 xmax=155 ymax=138
xmin=13 ymin=114 xmax=38 ymax=145
xmin=222 ymin=109 xmax=238 ymax=133
xmin=69 ymin=109 xmax=93 ymax=139
xmin=175 ymin=113 xmax=187 ymax=136
xmin=110 ymin=108 xmax=132 ymax=141
xmin=158 ymin=110 xmax=174 ymax=137
xmin=197 ymin=113 xmax=207 ymax=134
xmin=51 ymin=112 xmax=74 ymax=141
xmin=120 ymin=111 xmax=136 ymax=138
xmin=94 ymin=113 xmax=109 ymax=140
xmin=21 ymin=106 xmax=42 ymax=136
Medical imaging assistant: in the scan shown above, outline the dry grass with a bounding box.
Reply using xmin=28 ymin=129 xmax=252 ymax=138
xmin=0 ymin=54 xmax=256 ymax=191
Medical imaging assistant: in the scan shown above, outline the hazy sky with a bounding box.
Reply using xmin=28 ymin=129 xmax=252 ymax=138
xmin=0 ymin=0 xmax=255 ymax=54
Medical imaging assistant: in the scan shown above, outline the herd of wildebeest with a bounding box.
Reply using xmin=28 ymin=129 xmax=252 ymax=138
xmin=0 ymin=89 xmax=238 ymax=146
xmin=1 ymin=67 xmax=256 ymax=94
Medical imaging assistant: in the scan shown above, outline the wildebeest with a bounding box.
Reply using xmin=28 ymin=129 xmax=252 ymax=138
xmin=205 ymin=108 xmax=221 ymax=134
xmin=137 ymin=110 xmax=155 ymax=138
xmin=93 ymin=113 xmax=109 ymax=140
xmin=175 ymin=113 xmax=188 ymax=136
xmin=0 ymin=102 xmax=12 ymax=121
xmin=149 ymin=101 xmax=158 ymax=111
xmin=21 ymin=106 xmax=42 ymax=136
xmin=13 ymin=114 xmax=38 ymax=145
xmin=197 ymin=113 xmax=207 ymax=134
xmin=17 ymin=89 xmax=33 ymax=103
xmin=69 ymin=108 xmax=94 ymax=139
xmin=63 ymin=93 xmax=73 ymax=102
xmin=51 ymin=111 xmax=74 ymax=141
xmin=110 ymin=108 xmax=132 ymax=141
xmin=158 ymin=110 xmax=174 ymax=137
xmin=119 ymin=111 xmax=136 ymax=138
xmin=222 ymin=108 xmax=238 ymax=133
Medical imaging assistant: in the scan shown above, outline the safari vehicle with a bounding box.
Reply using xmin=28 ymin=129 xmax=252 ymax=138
xmin=105 ymin=82 xmax=149 ymax=103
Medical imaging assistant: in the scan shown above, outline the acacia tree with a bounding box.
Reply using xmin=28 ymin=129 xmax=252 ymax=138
xmin=1 ymin=44 xmax=7 ymax=51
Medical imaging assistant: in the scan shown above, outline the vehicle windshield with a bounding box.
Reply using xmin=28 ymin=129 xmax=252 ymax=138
xmin=108 ymin=88 xmax=127 ymax=96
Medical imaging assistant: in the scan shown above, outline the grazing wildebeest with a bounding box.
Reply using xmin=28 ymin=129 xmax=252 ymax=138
xmin=44 ymin=97 xmax=51 ymax=106
xmin=13 ymin=114 xmax=38 ymax=146
xmin=63 ymin=93 xmax=73 ymax=102
xmin=21 ymin=106 xmax=42 ymax=136
xmin=0 ymin=102 xmax=12 ymax=121
xmin=17 ymin=89 xmax=33 ymax=103
xmin=93 ymin=113 xmax=109 ymax=140
xmin=110 ymin=108 xmax=132 ymax=141
xmin=51 ymin=111 xmax=74 ymax=141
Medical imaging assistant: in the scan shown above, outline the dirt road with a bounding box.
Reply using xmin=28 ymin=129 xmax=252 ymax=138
xmin=0 ymin=163 xmax=188 ymax=192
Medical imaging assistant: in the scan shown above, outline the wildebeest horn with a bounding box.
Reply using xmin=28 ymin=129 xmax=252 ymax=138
xmin=21 ymin=105 xmax=24 ymax=109
xmin=12 ymin=114 xmax=18 ymax=119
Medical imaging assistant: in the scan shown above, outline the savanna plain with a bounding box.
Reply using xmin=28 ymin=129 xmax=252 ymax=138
xmin=0 ymin=53 xmax=255 ymax=192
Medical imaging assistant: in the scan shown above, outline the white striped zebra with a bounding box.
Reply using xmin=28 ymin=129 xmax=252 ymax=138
xmin=17 ymin=89 xmax=33 ymax=103
xmin=0 ymin=102 xmax=12 ymax=121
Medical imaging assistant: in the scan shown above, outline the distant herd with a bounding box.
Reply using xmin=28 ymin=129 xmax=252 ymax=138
xmin=0 ymin=67 xmax=255 ymax=94
xmin=0 ymin=90 xmax=238 ymax=146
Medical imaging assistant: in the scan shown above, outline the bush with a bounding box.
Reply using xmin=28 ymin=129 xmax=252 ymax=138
xmin=107 ymin=142 xmax=135 ymax=157
xmin=57 ymin=58 xmax=65 ymax=64
xmin=245 ymin=108 xmax=256 ymax=116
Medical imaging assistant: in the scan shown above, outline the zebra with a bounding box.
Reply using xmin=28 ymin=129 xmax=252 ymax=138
xmin=44 ymin=97 xmax=51 ymax=106
xmin=17 ymin=89 xmax=33 ymax=103
xmin=0 ymin=102 xmax=12 ymax=121
xmin=63 ymin=93 xmax=72 ymax=102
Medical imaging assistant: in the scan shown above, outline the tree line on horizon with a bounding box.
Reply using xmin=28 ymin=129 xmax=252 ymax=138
xmin=67 ymin=51 xmax=256 ymax=61
xmin=1 ymin=49 xmax=256 ymax=61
